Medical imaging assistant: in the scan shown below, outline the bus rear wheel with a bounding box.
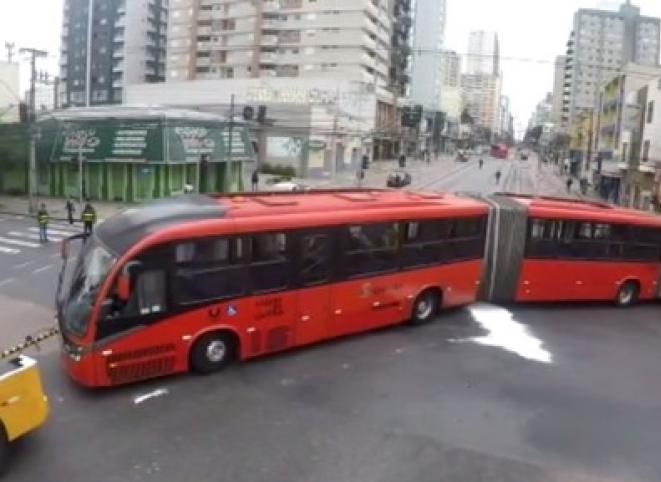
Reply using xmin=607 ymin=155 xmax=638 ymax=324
xmin=190 ymin=332 xmax=237 ymax=374
xmin=410 ymin=290 xmax=440 ymax=325
xmin=616 ymin=281 xmax=640 ymax=307
xmin=0 ymin=423 xmax=8 ymax=477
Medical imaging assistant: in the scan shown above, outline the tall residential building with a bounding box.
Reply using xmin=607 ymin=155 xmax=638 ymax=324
xmin=466 ymin=30 xmax=499 ymax=76
xmin=60 ymin=0 xmax=167 ymax=107
xmin=439 ymin=50 xmax=461 ymax=119
xmin=166 ymin=0 xmax=402 ymax=91
xmin=562 ymin=1 xmax=660 ymax=126
xmin=551 ymin=55 xmax=566 ymax=127
xmin=410 ymin=0 xmax=446 ymax=108
xmin=461 ymin=73 xmax=501 ymax=134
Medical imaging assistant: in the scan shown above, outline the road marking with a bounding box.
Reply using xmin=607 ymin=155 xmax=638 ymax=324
xmin=31 ymin=265 xmax=52 ymax=274
xmin=12 ymin=261 xmax=33 ymax=269
xmin=133 ymin=388 xmax=169 ymax=405
xmin=9 ymin=231 xmax=64 ymax=242
xmin=45 ymin=223 xmax=82 ymax=233
xmin=28 ymin=227 xmax=79 ymax=236
xmin=0 ymin=278 xmax=16 ymax=287
xmin=0 ymin=236 xmax=40 ymax=248
xmin=0 ymin=246 xmax=20 ymax=255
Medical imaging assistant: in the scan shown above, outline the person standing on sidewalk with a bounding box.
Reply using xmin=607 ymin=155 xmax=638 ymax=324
xmin=37 ymin=203 xmax=49 ymax=243
xmin=65 ymin=197 xmax=76 ymax=225
xmin=495 ymin=170 xmax=502 ymax=184
xmin=398 ymin=154 xmax=406 ymax=168
xmin=82 ymin=202 xmax=97 ymax=236
xmin=566 ymin=177 xmax=574 ymax=193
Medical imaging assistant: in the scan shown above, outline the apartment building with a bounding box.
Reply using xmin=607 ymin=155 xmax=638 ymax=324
xmin=551 ymin=55 xmax=566 ymax=127
xmin=561 ymin=1 xmax=660 ymax=126
xmin=410 ymin=0 xmax=446 ymax=108
xmin=439 ymin=50 xmax=461 ymax=120
xmin=461 ymin=73 xmax=501 ymax=134
xmin=466 ymin=30 xmax=499 ymax=76
xmin=167 ymin=0 xmax=395 ymax=88
xmin=60 ymin=0 xmax=167 ymax=107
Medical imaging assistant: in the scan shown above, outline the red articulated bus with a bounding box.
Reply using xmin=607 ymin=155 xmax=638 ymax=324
xmin=484 ymin=194 xmax=661 ymax=306
xmin=56 ymin=190 xmax=661 ymax=387
xmin=56 ymin=190 xmax=488 ymax=387
xmin=490 ymin=144 xmax=509 ymax=160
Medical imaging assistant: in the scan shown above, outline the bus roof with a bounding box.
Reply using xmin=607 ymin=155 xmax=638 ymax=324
xmin=499 ymin=193 xmax=661 ymax=227
xmin=220 ymin=189 xmax=485 ymax=218
xmin=97 ymin=189 xmax=488 ymax=255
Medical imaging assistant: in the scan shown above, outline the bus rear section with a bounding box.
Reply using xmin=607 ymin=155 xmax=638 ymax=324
xmin=481 ymin=194 xmax=661 ymax=305
xmin=56 ymin=190 xmax=489 ymax=387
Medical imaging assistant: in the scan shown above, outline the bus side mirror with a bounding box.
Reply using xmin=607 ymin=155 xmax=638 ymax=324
xmin=116 ymin=261 xmax=141 ymax=302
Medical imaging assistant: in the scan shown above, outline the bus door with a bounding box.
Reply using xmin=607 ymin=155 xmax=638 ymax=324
xmin=246 ymin=232 xmax=299 ymax=356
xmin=294 ymin=230 xmax=335 ymax=346
xmin=93 ymin=247 xmax=178 ymax=386
xmin=331 ymin=223 xmax=403 ymax=336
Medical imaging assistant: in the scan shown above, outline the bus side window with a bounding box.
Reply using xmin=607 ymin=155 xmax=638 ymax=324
xmin=299 ymin=233 xmax=332 ymax=286
xmin=132 ymin=270 xmax=167 ymax=316
xmin=251 ymin=232 xmax=292 ymax=293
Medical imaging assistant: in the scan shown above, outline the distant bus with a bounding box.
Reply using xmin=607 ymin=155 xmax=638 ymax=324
xmin=490 ymin=144 xmax=509 ymax=159
xmin=57 ymin=190 xmax=488 ymax=387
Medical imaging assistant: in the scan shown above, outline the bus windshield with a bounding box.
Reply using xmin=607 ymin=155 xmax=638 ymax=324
xmin=61 ymin=236 xmax=116 ymax=338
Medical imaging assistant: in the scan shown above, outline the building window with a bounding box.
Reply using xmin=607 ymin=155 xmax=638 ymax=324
xmin=642 ymin=140 xmax=651 ymax=161
xmin=647 ymin=101 xmax=654 ymax=123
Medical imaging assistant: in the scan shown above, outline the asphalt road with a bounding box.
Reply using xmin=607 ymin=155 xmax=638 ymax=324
xmin=2 ymin=158 xmax=661 ymax=482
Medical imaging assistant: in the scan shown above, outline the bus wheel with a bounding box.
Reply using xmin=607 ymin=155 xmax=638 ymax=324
xmin=410 ymin=290 xmax=440 ymax=325
xmin=190 ymin=332 xmax=237 ymax=374
xmin=616 ymin=281 xmax=639 ymax=307
xmin=0 ymin=423 xmax=8 ymax=477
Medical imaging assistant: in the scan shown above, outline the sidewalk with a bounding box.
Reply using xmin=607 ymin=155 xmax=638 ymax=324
xmin=536 ymin=161 xmax=606 ymax=203
xmin=0 ymin=154 xmax=459 ymax=220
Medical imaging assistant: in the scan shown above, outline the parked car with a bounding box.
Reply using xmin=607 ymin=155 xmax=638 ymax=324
xmin=386 ymin=170 xmax=412 ymax=188
xmin=269 ymin=181 xmax=308 ymax=192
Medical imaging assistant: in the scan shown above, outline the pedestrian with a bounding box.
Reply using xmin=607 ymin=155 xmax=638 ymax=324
xmin=580 ymin=177 xmax=588 ymax=195
xmin=361 ymin=154 xmax=369 ymax=170
xmin=566 ymin=177 xmax=573 ymax=193
xmin=357 ymin=168 xmax=365 ymax=187
xmin=82 ymin=202 xmax=97 ymax=236
xmin=495 ymin=170 xmax=502 ymax=184
xmin=251 ymin=169 xmax=259 ymax=192
xmin=37 ymin=203 xmax=49 ymax=243
xmin=479 ymin=158 xmax=484 ymax=169
xmin=65 ymin=197 xmax=76 ymax=225
xmin=398 ymin=154 xmax=406 ymax=168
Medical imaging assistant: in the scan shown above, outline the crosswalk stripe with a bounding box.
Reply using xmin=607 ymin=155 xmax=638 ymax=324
xmin=0 ymin=236 xmax=40 ymax=248
xmin=48 ymin=222 xmax=82 ymax=232
xmin=28 ymin=227 xmax=78 ymax=236
xmin=0 ymin=246 xmax=20 ymax=254
xmin=9 ymin=231 xmax=64 ymax=242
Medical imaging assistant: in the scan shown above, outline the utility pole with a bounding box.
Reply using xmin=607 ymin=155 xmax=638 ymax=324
xmin=20 ymin=47 xmax=48 ymax=215
xmin=226 ymin=94 xmax=235 ymax=192
xmin=20 ymin=48 xmax=48 ymax=121
xmin=5 ymin=42 xmax=15 ymax=63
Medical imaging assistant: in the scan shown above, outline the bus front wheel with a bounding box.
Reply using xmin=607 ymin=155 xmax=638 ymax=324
xmin=190 ymin=332 xmax=237 ymax=374
xmin=410 ymin=290 xmax=440 ymax=325
xmin=616 ymin=281 xmax=640 ymax=307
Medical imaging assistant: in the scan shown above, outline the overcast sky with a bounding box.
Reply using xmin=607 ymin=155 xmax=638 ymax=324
xmin=2 ymin=0 xmax=661 ymax=136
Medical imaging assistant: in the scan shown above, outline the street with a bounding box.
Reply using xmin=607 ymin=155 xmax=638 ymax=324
xmin=2 ymin=156 xmax=661 ymax=482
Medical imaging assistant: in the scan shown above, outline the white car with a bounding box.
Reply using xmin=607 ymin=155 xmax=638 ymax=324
xmin=269 ymin=181 xmax=307 ymax=192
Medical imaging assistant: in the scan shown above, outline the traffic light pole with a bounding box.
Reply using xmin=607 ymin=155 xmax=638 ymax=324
xmin=226 ymin=94 xmax=235 ymax=192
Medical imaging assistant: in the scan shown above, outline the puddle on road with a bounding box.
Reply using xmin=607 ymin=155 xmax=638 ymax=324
xmin=453 ymin=303 xmax=553 ymax=364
